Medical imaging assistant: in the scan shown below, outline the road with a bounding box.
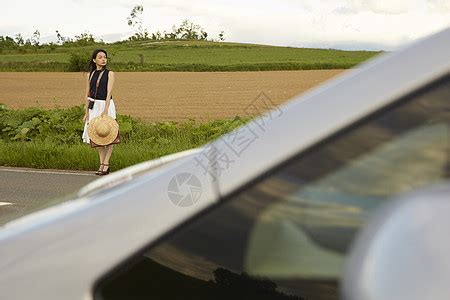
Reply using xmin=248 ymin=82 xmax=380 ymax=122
xmin=0 ymin=167 xmax=99 ymax=224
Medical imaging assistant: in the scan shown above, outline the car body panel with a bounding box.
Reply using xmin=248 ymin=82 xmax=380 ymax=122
xmin=0 ymin=154 xmax=218 ymax=299
xmin=0 ymin=26 xmax=448 ymax=300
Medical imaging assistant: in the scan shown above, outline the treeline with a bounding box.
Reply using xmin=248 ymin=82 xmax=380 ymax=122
xmin=0 ymin=5 xmax=225 ymax=53
xmin=125 ymin=5 xmax=225 ymax=42
xmin=0 ymin=31 xmax=99 ymax=53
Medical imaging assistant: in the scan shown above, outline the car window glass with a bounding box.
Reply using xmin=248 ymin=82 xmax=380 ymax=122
xmin=95 ymin=76 xmax=450 ymax=300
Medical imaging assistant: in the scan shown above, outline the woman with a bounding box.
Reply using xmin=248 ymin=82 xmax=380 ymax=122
xmin=82 ymin=49 xmax=117 ymax=175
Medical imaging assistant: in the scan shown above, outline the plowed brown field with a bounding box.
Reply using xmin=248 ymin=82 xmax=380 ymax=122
xmin=0 ymin=70 xmax=348 ymax=122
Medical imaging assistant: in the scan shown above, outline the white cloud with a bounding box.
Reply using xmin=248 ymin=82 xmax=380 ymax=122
xmin=428 ymin=0 xmax=450 ymax=12
xmin=0 ymin=0 xmax=449 ymax=51
xmin=346 ymin=0 xmax=411 ymax=14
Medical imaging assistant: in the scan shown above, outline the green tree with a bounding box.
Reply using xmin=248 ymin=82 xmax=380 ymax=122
xmin=14 ymin=33 xmax=24 ymax=46
xmin=151 ymin=30 xmax=163 ymax=40
xmin=218 ymin=31 xmax=225 ymax=42
xmin=55 ymin=30 xmax=74 ymax=45
xmin=0 ymin=36 xmax=17 ymax=48
xmin=31 ymin=29 xmax=40 ymax=47
xmin=168 ymin=19 xmax=217 ymax=41
xmin=172 ymin=19 xmax=204 ymax=40
xmin=127 ymin=5 xmax=150 ymax=41
xmin=0 ymin=36 xmax=17 ymax=53
xmin=74 ymin=31 xmax=96 ymax=46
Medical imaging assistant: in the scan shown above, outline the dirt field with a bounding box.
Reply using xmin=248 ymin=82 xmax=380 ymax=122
xmin=0 ymin=70 xmax=347 ymax=122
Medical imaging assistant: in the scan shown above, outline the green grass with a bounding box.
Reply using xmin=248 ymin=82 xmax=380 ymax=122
xmin=0 ymin=139 xmax=194 ymax=171
xmin=0 ymin=40 xmax=382 ymax=72
xmin=0 ymin=103 xmax=252 ymax=171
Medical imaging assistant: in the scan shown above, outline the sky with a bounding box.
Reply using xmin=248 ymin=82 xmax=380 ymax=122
xmin=1 ymin=0 xmax=450 ymax=51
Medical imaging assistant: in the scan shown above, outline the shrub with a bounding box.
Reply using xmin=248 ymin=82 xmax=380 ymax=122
xmin=67 ymin=52 xmax=91 ymax=71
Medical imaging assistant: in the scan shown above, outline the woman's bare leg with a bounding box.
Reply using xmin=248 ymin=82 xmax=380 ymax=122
xmin=98 ymin=146 xmax=106 ymax=164
xmin=103 ymin=145 xmax=114 ymax=167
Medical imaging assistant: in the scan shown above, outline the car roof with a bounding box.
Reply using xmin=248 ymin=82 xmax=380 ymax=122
xmin=0 ymin=26 xmax=449 ymax=300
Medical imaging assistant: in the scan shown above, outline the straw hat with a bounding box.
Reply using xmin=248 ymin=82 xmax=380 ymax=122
xmin=88 ymin=115 xmax=119 ymax=145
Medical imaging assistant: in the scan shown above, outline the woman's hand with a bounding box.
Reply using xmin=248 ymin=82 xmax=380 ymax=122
xmin=101 ymin=110 xmax=108 ymax=117
xmin=83 ymin=111 xmax=89 ymax=123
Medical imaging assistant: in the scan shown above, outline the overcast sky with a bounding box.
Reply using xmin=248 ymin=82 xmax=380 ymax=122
xmin=1 ymin=0 xmax=450 ymax=51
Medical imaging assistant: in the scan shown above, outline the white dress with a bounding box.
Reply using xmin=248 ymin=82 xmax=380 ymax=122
xmin=82 ymin=97 xmax=117 ymax=144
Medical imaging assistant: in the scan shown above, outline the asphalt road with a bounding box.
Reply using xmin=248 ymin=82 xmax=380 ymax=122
xmin=0 ymin=167 xmax=99 ymax=223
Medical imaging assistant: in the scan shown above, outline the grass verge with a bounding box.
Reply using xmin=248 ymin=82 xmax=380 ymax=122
xmin=0 ymin=103 xmax=251 ymax=171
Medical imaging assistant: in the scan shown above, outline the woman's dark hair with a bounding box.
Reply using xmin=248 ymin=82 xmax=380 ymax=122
xmin=89 ymin=49 xmax=108 ymax=73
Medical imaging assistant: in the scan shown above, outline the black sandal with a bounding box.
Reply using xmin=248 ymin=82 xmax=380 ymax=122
xmin=95 ymin=163 xmax=104 ymax=175
xmin=99 ymin=164 xmax=110 ymax=176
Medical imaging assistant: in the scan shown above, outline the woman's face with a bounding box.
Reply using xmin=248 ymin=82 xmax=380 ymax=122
xmin=93 ymin=52 xmax=107 ymax=67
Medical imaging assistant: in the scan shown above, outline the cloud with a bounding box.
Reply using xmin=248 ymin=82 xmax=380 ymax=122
xmin=343 ymin=0 xmax=450 ymax=15
xmin=96 ymin=32 xmax=134 ymax=42
xmin=0 ymin=0 xmax=449 ymax=51
xmin=333 ymin=6 xmax=358 ymax=15
xmin=346 ymin=0 xmax=411 ymax=14
xmin=428 ymin=0 xmax=450 ymax=12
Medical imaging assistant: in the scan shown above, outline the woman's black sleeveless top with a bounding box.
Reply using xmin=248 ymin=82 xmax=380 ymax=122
xmin=89 ymin=67 xmax=112 ymax=100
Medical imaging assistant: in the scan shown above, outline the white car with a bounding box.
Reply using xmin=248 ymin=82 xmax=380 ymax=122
xmin=0 ymin=26 xmax=449 ymax=300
